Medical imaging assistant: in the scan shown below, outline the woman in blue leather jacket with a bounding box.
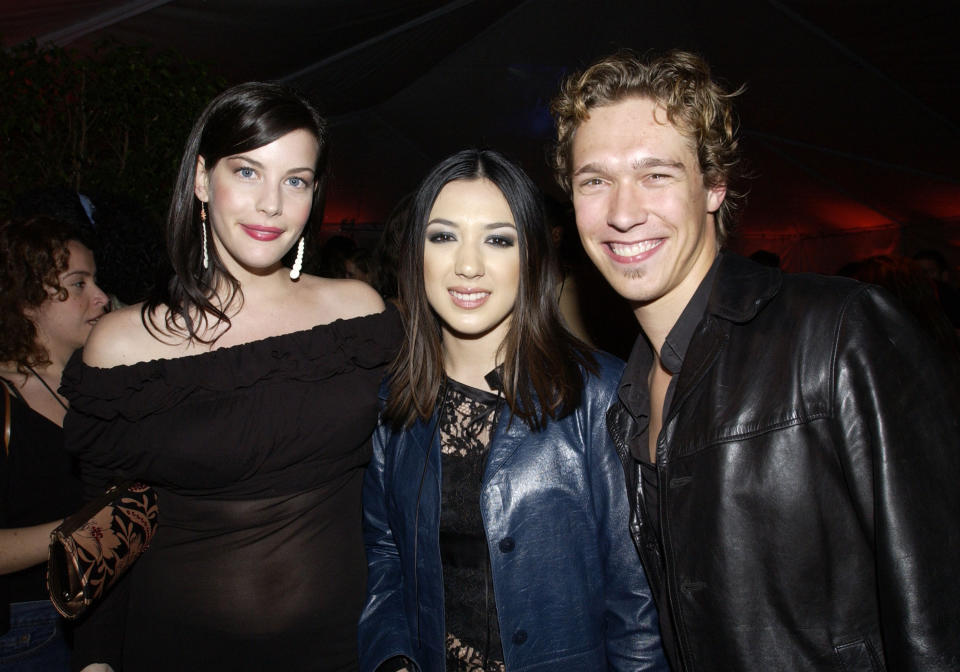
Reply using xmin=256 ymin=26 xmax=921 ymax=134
xmin=358 ymin=149 xmax=666 ymax=672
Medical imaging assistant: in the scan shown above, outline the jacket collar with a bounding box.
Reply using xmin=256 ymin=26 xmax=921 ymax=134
xmin=664 ymin=252 xmax=782 ymax=453
xmin=379 ymin=377 xmax=528 ymax=485
xmin=708 ymin=251 xmax=782 ymax=324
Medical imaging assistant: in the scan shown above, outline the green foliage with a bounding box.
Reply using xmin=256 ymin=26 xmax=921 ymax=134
xmin=0 ymin=38 xmax=225 ymax=219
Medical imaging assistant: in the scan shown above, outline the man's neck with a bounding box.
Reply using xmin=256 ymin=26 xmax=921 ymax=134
xmin=634 ymin=260 xmax=715 ymax=358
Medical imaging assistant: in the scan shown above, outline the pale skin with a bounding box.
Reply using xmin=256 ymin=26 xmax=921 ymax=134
xmin=0 ymin=241 xmax=108 ymax=575
xmin=83 ymin=129 xmax=384 ymax=369
xmin=570 ymin=96 xmax=725 ymax=461
xmin=77 ymin=130 xmax=383 ymax=672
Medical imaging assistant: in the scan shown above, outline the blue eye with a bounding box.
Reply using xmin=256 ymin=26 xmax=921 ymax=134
xmin=287 ymin=176 xmax=310 ymax=188
xmin=237 ymin=167 xmax=256 ymax=179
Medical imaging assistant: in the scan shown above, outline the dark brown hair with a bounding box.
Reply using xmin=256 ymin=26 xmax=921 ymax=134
xmin=143 ymin=81 xmax=328 ymax=342
xmin=0 ymin=216 xmax=87 ymax=371
xmin=551 ymin=49 xmax=745 ymax=243
xmin=385 ymin=149 xmax=596 ymax=430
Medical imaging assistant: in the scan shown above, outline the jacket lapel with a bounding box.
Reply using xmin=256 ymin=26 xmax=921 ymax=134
xmin=482 ymin=409 xmax=525 ymax=485
xmin=405 ymin=408 xmax=443 ymax=486
xmin=660 ymin=252 xmax=782 ymax=459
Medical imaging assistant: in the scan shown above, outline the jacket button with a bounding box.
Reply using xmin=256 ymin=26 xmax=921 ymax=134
xmin=498 ymin=537 xmax=515 ymax=552
xmin=512 ymin=630 xmax=527 ymax=645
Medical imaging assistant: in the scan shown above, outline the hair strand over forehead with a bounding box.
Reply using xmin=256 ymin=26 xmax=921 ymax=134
xmin=551 ymin=49 xmax=745 ymax=244
xmin=142 ymin=81 xmax=328 ymax=344
xmin=385 ymin=148 xmax=596 ymax=430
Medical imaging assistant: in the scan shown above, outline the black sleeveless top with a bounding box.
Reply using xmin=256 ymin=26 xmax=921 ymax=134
xmin=0 ymin=380 xmax=83 ymax=634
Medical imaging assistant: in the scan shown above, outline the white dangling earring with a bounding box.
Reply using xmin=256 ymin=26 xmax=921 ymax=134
xmin=290 ymin=237 xmax=304 ymax=280
xmin=200 ymin=201 xmax=209 ymax=270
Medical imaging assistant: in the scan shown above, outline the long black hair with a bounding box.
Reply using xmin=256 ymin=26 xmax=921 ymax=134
xmin=385 ymin=149 xmax=596 ymax=430
xmin=142 ymin=81 xmax=328 ymax=342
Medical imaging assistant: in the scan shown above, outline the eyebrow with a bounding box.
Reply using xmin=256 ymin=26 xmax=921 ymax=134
xmin=225 ymin=155 xmax=316 ymax=175
xmin=633 ymin=157 xmax=685 ymax=171
xmin=573 ymin=157 xmax=685 ymax=176
xmin=61 ymin=270 xmax=92 ymax=280
xmin=427 ymin=218 xmax=516 ymax=230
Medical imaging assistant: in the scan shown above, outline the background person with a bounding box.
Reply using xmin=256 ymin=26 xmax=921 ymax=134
xmin=358 ymin=149 xmax=666 ymax=672
xmin=61 ymin=82 xmax=400 ymax=672
xmin=0 ymin=216 xmax=109 ymax=671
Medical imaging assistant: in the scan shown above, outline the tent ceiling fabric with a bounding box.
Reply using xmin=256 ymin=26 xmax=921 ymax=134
xmin=3 ymin=0 xmax=959 ymax=272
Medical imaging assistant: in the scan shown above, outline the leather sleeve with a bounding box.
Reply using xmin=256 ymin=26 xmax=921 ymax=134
xmin=585 ymin=359 xmax=669 ymax=671
xmin=833 ymin=286 xmax=960 ymax=670
xmin=357 ymin=419 xmax=419 ymax=672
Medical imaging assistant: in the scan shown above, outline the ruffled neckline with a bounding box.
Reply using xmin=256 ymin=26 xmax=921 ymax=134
xmin=61 ymin=306 xmax=401 ymax=422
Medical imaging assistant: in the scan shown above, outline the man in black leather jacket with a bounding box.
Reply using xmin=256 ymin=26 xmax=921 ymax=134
xmin=550 ymin=49 xmax=960 ymax=671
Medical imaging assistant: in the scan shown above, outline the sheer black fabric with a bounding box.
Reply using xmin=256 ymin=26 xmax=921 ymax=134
xmin=60 ymin=307 xmax=401 ymax=671
xmin=122 ymin=481 xmax=366 ymax=670
xmin=438 ymin=378 xmax=504 ymax=671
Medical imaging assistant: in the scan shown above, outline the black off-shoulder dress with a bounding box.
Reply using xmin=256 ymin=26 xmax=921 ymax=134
xmin=60 ymin=308 xmax=401 ymax=672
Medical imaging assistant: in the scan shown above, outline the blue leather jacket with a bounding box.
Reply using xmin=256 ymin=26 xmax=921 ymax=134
xmin=358 ymin=353 xmax=667 ymax=671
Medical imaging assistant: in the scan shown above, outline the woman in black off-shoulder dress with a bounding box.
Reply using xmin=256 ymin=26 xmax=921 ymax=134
xmin=60 ymin=82 xmax=399 ymax=672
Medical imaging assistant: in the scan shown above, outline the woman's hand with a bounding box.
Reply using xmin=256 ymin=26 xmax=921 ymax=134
xmin=0 ymin=521 xmax=61 ymax=575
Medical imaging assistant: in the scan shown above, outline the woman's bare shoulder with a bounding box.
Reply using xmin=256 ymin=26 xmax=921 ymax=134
xmin=82 ymin=303 xmax=178 ymax=368
xmin=299 ymin=275 xmax=386 ymax=322
xmin=332 ymin=278 xmax=386 ymax=318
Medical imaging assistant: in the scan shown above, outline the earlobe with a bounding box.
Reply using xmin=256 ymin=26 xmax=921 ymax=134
xmin=194 ymin=156 xmax=209 ymax=201
xmin=707 ymin=183 xmax=727 ymax=213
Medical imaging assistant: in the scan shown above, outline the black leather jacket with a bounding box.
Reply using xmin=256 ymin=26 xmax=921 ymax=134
xmin=607 ymin=253 xmax=960 ymax=671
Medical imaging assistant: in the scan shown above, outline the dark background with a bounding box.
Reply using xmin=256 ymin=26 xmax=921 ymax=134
xmin=2 ymin=0 xmax=959 ymax=274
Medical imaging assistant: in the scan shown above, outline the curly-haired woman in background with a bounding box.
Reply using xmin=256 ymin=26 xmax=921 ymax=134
xmin=0 ymin=216 xmax=109 ymax=671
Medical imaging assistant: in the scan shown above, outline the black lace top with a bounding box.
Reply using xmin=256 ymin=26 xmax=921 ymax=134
xmin=61 ymin=307 xmax=402 ymax=671
xmin=438 ymin=377 xmax=505 ymax=672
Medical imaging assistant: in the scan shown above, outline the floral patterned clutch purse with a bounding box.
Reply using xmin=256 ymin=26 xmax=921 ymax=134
xmin=47 ymin=481 xmax=159 ymax=619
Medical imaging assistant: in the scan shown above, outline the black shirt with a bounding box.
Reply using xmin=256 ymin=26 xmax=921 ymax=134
xmin=0 ymin=380 xmax=83 ymax=634
xmin=618 ymin=257 xmax=719 ymax=539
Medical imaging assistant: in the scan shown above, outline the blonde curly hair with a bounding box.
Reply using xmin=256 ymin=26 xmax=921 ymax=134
xmin=551 ymin=49 xmax=745 ymax=243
